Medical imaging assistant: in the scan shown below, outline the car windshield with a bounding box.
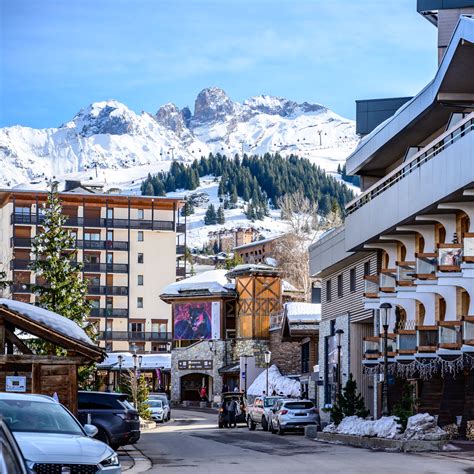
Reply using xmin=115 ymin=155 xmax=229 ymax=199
xmin=285 ymin=402 xmax=314 ymax=410
xmin=0 ymin=400 xmax=84 ymax=435
xmin=264 ymin=398 xmax=279 ymax=408
xmin=121 ymin=399 xmax=135 ymax=410
xmin=147 ymin=400 xmax=163 ymax=408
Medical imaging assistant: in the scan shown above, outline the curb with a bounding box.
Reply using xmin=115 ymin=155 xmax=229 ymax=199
xmin=120 ymin=446 xmax=152 ymax=473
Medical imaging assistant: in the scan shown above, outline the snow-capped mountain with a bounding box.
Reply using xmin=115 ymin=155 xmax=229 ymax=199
xmin=0 ymin=87 xmax=358 ymax=190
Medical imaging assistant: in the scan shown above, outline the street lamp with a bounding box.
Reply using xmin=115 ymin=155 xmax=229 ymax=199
xmin=117 ymin=355 xmax=123 ymax=390
xmin=335 ymin=329 xmax=344 ymax=398
xmin=138 ymin=355 xmax=143 ymax=375
xmin=380 ymin=302 xmax=392 ymax=417
xmin=242 ymin=354 xmax=251 ymax=395
xmin=264 ymin=350 xmax=271 ymax=396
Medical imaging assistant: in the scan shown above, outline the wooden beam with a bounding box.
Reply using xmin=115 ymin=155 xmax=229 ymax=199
xmin=0 ymin=354 xmax=89 ymax=365
xmin=0 ymin=319 xmax=5 ymax=351
xmin=5 ymin=329 xmax=34 ymax=354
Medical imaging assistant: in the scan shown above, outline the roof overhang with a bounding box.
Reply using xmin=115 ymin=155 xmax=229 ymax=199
xmin=347 ymin=16 xmax=474 ymax=176
xmin=417 ymin=1 xmax=474 ymax=26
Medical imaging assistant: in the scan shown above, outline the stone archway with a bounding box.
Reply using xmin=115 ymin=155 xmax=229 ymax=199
xmin=180 ymin=373 xmax=214 ymax=402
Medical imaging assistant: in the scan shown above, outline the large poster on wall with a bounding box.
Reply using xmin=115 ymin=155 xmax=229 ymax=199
xmin=174 ymin=302 xmax=221 ymax=340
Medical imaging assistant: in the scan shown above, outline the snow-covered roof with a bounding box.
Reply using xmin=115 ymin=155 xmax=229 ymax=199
xmin=247 ymin=364 xmax=301 ymax=397
xmin=285 ymin=302 xmax=321 ymax=323
xmin=160 ymin=269 xmax=233 ymax=296
xmin=226 ymin=263 xmax=280 ymax=278
xmin=282 ymin=280 xmax=303 ymax=293
xmin=0 ymin=298 xmax=93 ymax=346
xmin=98 ymin=352 xmax=171 ymax=370
xmin=233 ymin=235 xmax=283 ymax=251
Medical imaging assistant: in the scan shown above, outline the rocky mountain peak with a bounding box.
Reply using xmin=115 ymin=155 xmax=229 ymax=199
xmin=65 ymin=100 xmax=141 ymax=137
xmin=155 ymin=103 xmax=186 ymax=136
xmin=192 ymin=87 xmax=235 ymax=124
xmin=243 ymin=95 xmax=325 ymax=117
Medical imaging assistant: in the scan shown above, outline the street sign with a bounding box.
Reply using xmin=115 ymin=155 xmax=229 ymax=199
xmin=178 ymin=360 xmax=213 ymax=370
xmin=242 ymin=372 xmax=246 ymax=379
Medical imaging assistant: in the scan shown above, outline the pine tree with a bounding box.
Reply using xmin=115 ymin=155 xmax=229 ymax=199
xmin=29 ymin=186 xmax=94 ymax=386
xmin=144 ymin=182 xmax=154 ymax=196
xmin=204 ymin=204 xmax=217 ymax=225
xmin=327 ymin=373 xmax=369 ymax=425
xmin=393 ymin=382 xmax=416 ymax=431
xmin=217 ymin=205 xmax=225 ymax=224
xmin=181 ymin=199 xmax=194 ymax=217
xmin=0 ymin=271 xmax=11 ymax=296
xmin=30 ymin=186 xmax=91 ymax=330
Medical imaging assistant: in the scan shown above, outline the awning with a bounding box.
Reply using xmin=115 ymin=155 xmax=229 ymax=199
xmin=218 ymin=362 xmax=240 ymax=375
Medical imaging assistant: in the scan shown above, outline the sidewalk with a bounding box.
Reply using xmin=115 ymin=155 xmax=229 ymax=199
xmin=118 ymin=445 xmax=152 ymax=473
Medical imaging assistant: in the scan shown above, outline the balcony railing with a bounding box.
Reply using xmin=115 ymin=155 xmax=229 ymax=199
xmin=176 ymin=267 xmax=186 ymax=278
xmin=363 ymin=336 xmax=380 ymax=359
xmin=90 ymin=308 xmax=128 ymax=318
xmin=83 ymin=263 xmax=128 ymax=274
xmin=416 ymin=253 xmax=437 ymax=279
xmin=11 ymin=283 xmax=33 ymax=293
xmin=270 ymin=312 xmax=284 ymax=329
xmin=397 ymin=331 xmax=417 ymax=353
xmin=397 ymin=262 xmax=416 ymax=286
xmin=417 ymin=326 xmax=439 ymax=352
xmin=439 ymin=322 xmax=462 ymax=349
xmin=438 ymin=244 xmax=462 ymax=271
xmin=346 ymin=113 xmax=474 ymax=216
xmin=11 ymin=237 xmax=129 ymax=251
xmin=380 ymin=334 xmax=397 ymax=355
xmin=463 ymin=234 xmax=474 ymax=263
xmin=363 ymin=275 xmax=379 ymax=298
xmin=98 ymin=331 xmax=172 ymax=342
xmin=176 ymin=245 xmax=186 ymax=255
xmin=379 ymin=269 xmax=397 ymax=292
xmin=11 ymin=213 xmax=180 ymax=232
xmin=87 ymin=286 xmax=128 ymax=296
xmin=463 ymin=316 xmax=474 ymax=345
xmin=11 ymin=259 xmax=79 ymax=271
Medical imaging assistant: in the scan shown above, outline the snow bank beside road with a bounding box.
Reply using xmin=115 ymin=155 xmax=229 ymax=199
xmin=247 ymin=365 xmax=301 ymax=398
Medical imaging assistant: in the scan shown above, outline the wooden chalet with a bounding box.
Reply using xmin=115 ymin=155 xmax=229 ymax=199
xmin=0 ymin=299 xmax=105 ymax=414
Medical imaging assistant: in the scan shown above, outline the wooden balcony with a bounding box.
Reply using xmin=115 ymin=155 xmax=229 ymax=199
xmin=363 ymin=275 xmax=379 ymax=298
xmin=379 ymin=269 xmax=397 ymax=293
xmin=415 ymin=253 xmax=437 ymax=279
xmin=437 ymin=244 xmax=462 ymax=272
xmin=438 ymin=321 xmax=463 ymax=349
xmin=396 ymin=261 xmax=416 ymax=286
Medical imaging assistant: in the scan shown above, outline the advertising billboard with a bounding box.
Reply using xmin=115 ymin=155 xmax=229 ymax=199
xmin=174 ymin=301 xmax=221 ymax=340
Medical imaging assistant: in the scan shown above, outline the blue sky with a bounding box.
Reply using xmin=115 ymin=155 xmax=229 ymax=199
xmin=1 ymin=0 xmax=437 ymax=128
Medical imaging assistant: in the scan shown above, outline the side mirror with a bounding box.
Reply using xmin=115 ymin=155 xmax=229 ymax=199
xmin=83 ymin=424 xmax=99 ymax=438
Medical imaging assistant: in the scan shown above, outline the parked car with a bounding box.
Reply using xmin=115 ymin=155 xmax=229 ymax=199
xmin=269 ymin=399 xmax=320 ymax=435
xmin=148 ymin=393 xmax=171 ymax=421
xmin=78 ymin=391 xmax=140 ymax=450
xmin=0 ymin=419 xmax=28 ymax=474
xmin=218 ymin=392 xmax=246 ymax=428
xmin=0 ymin=393 xmax=121 ymax=473
xmin=146 ymin=399 xmax=169 ymax=423
xmin=247 ymin=396 xmax=281 ymax=431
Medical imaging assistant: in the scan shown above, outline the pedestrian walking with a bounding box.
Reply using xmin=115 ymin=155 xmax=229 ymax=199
xmin=200 ymin=386 xmax=207 ymax=401
xmin=271 ymin=389 xmax=277 ymax=396
xmin=227 ymin=398 xmax=238 ymax=428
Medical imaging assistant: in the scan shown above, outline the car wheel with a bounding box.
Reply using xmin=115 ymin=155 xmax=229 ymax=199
xmin=248 ymin=418 xmax=256 ymax=431
xmin=270 ymin=422 xmax=277 ymax=434
xmin=167 ymin=413 xmax=171 ymax=421
xmin=277 ymin=424 xmax=285 ymax=436
xmin=95 ymin=428 xmax=111 ymax=446
xmin=218 ymin=421 xmax=224 ymax=429
xmin=262 ymin=417 xmax=268 ymax=432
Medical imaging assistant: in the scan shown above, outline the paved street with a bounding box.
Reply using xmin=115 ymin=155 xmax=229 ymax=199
xmin=135 ymin=409 xmax=474 ymax=473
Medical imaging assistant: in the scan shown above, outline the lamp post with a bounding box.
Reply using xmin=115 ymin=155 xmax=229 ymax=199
xmin=264 ymin=350 xmax=271 ymax=396
xmin=132 ymin=353 xmax=139 ymax=409
xmin=117 ymin=355 xmax=123 ymax=390
xmin=335 ymin=329 xmax=344 ymax=398
xmin=242 ymin=355 xmax=251 ymax=395
xmin=380 ymin=302 xmax=392 ymax=417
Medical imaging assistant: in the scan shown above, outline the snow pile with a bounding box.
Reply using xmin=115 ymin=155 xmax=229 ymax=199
xmin=0 ymin=298 xmax=93 ymax=345
xmin=402 ymin=413 xmax=447 ymax=441
xmin=161 ymin=269 xmax=231 ymax=295
xmin=323 ymin=413 xmax=448 ymax=441
xmin=247 ymin=364 xmax=301 ymax=398
xmin=324 ymin=416 xmax=400 ymax=439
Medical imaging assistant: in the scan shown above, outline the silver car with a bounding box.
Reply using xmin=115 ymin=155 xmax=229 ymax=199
xmin=0 ymin=393 xmax=121 ymax=473
xmin=270 ymin=399 xmax=320 ymax=435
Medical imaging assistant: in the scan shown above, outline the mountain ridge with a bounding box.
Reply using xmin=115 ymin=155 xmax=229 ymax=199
xmin=0 ymin=87 xmax=358 ymax=190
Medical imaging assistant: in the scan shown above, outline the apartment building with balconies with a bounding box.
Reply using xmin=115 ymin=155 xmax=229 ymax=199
xmin=0 ymin=185 xmax=185 ymax=354
xmin=313 ymin=5 xmax=474 ymax=427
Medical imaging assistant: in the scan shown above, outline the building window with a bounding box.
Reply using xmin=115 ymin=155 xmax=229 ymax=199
xmin=152 ymin=320 xmax=167 ymax=334
xmin=84 ymin=232 xmax=100 ymax=241
xmin=138 ymin=275 xmax=143 ymax=286
xmin=364 ymin=261 xmax=370 ymax=276
xmin=137 ymin=297 xmax=143 ymax=308
xmin=107 ymin=230 xmax=113 ymax=241
xmin=326 ymin=279 xmax=332 ymax=302
xmin=301 ymin=342 xmax=310 ymax=374
xmin=138 ymin=209 xmax=144 ymax=220
xmin=337 ymin=274 xmax=343 ymax=298
xmin=350 ymin=268 xmax=356 ymax=292
xmin=107 ymin=208 xmax=113 ymax=219
xmin=138 ymin=231 xmax=144 ymax=242
xmin=106 ymin=252 xmax=113 ymax=264
xmin=152 ymin=344 xmax=168 ymax=353
xmin=130 ymin=321 xmax=144 ymax=333
xmin=138 ymin=253 xmax=144 ymax=264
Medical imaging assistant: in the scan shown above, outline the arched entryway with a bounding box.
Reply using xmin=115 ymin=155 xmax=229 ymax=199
xmin=180 ymin=373 xmax=213 ymax=402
